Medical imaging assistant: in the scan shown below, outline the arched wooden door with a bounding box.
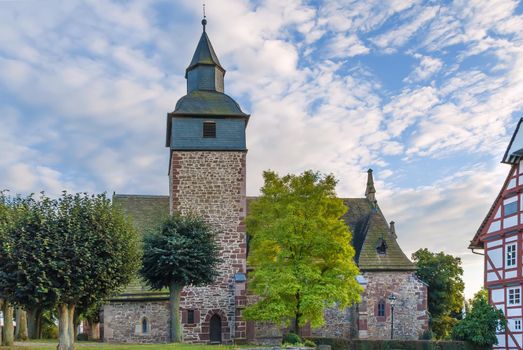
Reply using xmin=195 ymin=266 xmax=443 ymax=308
xmin=209 ymin=314 xmax=222 ymax=344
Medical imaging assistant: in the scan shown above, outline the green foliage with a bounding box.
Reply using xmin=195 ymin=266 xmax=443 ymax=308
xmin=421 ymin=329 xmax=434 ymax=340
xmin=452 ymin=289 xmax=506 ymax=347
xmin=303 ymin=339 xmax=317 ymax=348
xmin=412 ymin=249 xmax=465 ymax=339
xmin=140 ymin=214 xmax=221 ymax=290
xmin=283 ymin=332 xmax=302 ymax=345
xmin=244 ymin=170 xmax=362 ymax=332
xmin=0 ymin=192 xmax=141 ymax=314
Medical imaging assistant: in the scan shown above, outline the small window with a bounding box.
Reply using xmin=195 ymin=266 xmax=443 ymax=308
xmin=507 ymin=243 xmax=517 ymax=267
xmin=378 ymin=300 xmax=385 ymax=317
xmin=141 ymin=317 xmax=149 ymax=334
xmin=187 ymin=309 xmax=195 ymax=324
xmin=509 ymin=287 xmax=521 ymax=305
xmin=376 ymin=239 xmax=387 ymax=255
xmin=505 ymin=201 xmax=518 ymax=216
xmin=516 ymin=319 xmax=522 ymax=331
xmin=203 ymin=121 xmax=216 ymax=138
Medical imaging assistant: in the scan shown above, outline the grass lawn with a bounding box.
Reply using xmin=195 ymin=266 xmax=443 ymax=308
xmin=2 ymin=341 xmax=251 ymax=350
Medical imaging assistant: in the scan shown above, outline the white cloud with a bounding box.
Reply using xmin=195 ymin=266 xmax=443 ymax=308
xmin=371 ymin=6 xmax=439 ymax=51
xmin=404 ymin=54 xmax=443 ymax=83
xmin=326 ymin=34 xmax=370 ymax=59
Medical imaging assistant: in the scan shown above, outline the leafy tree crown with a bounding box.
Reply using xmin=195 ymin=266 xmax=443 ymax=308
xmin=140 ymin=214 xmax=221 ymax=290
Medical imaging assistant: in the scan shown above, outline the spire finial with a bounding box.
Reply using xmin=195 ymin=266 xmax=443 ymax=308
xmin=201 ymin=4 xmax=207 ymax=32
xmin=365 ymin=168 xmax=376 ymax=202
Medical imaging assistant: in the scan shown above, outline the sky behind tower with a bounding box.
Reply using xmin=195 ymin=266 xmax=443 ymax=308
xmin=2 ymin=0 xmax=523 ymax=297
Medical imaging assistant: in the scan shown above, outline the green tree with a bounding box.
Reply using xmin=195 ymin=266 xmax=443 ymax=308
xmin=0 ymin=192 xmax=141 ymax=350
xmin=452 ymin=289 xmax=505 ymax=346
xmin=0 ymin=192 xmax=16 ymax=346
xmin=412 ymin=248 xmax=465 ymax=339
xmin=140 ymin=214 xmax=221 ymax=342
xmin=243 ymin=170 xmax=362 ymax=334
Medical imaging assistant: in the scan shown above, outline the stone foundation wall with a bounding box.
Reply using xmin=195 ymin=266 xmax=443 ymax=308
xmin=170 ymin=151 xmax=248 ymax=343
xmin=102 ymin=301 xmax=169 ymax=343
xmin=359 ymin=271 xmax=428 ymax=340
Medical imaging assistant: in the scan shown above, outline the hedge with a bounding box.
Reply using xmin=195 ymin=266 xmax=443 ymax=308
xmin=306 ymin=338 xmax=490 ymax=350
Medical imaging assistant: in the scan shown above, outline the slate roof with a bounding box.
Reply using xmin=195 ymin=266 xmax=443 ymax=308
xmin=111 ymin=194 xmax=170 ymax=301
xmin=171 ymin=91 xmax=249 ymax=117
xmin=340 ymin=198 xmax=415 ymax=271
xmin=185 ymin=31 xmax=224 ymax=77
xmin=112 ymin=190 xmax=414 ymax=300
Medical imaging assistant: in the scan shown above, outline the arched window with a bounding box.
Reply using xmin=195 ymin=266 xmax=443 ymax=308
xmin=378 ymin=300 xmax=385 ymax=317
xmin=141 ymin=317 xmax=149 ymax=334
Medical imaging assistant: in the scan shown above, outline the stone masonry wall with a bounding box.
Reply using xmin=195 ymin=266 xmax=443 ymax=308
xmin=103 ymin=301 xmax=169 ymax=343
xmin=311 ymin=305 xmax=357 ymax=339
xmin=170 ymin=151 xmax=248 ymax=343
xmin=359 ymin=271 xmax=428 ymax=340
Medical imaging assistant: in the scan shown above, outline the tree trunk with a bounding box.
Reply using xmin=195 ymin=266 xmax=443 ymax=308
xmin=27 ymin=307 xmax=42 ymax=339
xmin=57 ymin=304 xmax=75 ymax=350
xmin=15 ymin=308 xmax=28 ymax=341
xmin=15 ymin=307 xmax=20 ymax=339
xmin=19 ymin=309 xmax=28 ymax=341
xmin=293 ymin=291 xmax=301 ymax=336
xmin=87 ymin=320 xmax=100 ymax=341
xmin=2 ymin=301 xmax=15 ymax=346
xmin=68 ymin=305 xmax=76 ymax=348
xmin=169 ymin=282 xmax=183 ymax=342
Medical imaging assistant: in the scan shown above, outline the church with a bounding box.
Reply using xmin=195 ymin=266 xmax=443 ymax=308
xmin=99 ymin=19 xmax=428 ymax=344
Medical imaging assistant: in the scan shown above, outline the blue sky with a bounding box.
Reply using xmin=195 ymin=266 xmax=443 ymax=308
xmin=2 ymin=0 xmax=523 ymax=298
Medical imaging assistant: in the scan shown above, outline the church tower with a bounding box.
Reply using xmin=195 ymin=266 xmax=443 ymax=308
xmin=165 ymin=18 xmax=249 ymax=344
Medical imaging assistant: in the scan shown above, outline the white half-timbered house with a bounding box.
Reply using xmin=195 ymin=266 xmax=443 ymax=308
xmin=470 ymin=118 xmax=523 ymax=350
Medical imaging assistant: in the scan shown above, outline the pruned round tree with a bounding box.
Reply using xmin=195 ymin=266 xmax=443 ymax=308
xmin=243 ymin=170 xmax=363 ymax=334
xmin=0 ymin=192 xmax=141 ymax=350
xmin=140 ymin=214 xmax=221 ymax=342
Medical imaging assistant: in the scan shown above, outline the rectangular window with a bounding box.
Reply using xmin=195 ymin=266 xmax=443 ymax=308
xmin=377 ymin=301 xmax=385 ymax=317
xmin=203 ymin=121 xmax=216 ymax=138
xmin=187 ymin=309 xmax=195 ymax=324
xmin=507 ymin=243 xmax=517 ymax=267
xmin=505 ymin=201 xmax=518 ymax=216
xmin=508 ymin=287 xmax=521 ymax=305
xmin=516 ymin=319 xmax=522 ymax=331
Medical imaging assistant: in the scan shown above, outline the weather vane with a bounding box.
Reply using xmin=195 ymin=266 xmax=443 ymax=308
xmin=202 ymin=3 xmax=207 ymax=32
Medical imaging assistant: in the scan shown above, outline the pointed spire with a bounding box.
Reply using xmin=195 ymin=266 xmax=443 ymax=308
xmin=390 ymin=221 xmax=397 ymax=238
xmin=365 ymin=169 xmax=376 ymax=202
xmin=185 ymin=16 xmax=226 ymax=93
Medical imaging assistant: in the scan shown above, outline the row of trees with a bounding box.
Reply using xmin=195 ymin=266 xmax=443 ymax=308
xmin=0 ymin=192 xmax=141 ymax=350
xmin=0 ymin=190 xmax=224 ymax=348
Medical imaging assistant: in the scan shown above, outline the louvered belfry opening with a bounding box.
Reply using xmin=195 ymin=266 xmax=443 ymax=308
xmin=203 ymin=121 xmax=216 ymax=138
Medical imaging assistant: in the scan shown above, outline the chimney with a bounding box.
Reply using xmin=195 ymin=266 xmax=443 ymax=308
xmin=365 ymin=169 xmax=376 ymax=202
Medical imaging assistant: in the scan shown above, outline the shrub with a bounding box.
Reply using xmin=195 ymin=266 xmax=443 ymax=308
xmin=41 ymin=324 xmax=58 ymax=339
xmin=283 ymin=332 xmax=302 ymax=345
xmin=421 ymin=329 xmax=433 ymax=340
xmin=304 ymin=339 xmax=317 ymax=348
xmin=77 ymin=333 xmax=89 ymax=341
